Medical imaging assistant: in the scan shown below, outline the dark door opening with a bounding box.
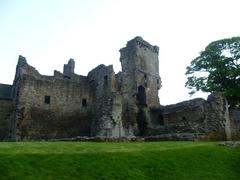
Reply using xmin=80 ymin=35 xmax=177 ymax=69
xmin=158 ymin=114 xmax=164 ymax=126
xmin=136 ymin=86 xmax=146 ymax=106
xmin=136 ymin=109 xmax=147 ymax=136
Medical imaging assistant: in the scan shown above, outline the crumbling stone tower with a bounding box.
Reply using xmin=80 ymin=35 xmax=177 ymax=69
xmin=120 ymin=36 xmax=161 ymax=135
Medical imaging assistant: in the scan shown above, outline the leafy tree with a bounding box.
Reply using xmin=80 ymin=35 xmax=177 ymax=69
xmin=185 ymin=37 xmax=240 ymax=107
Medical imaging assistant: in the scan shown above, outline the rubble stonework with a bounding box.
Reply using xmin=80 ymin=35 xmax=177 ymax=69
xmin=161 ymin=93 xmax=230 ymax=140
xmin=0 ymin=37 xmax=239 ymax=140
xmin=0 ymin=84 xmax=13 ymax=140
xmin=229 ymin=108 xmax=240 ymax=140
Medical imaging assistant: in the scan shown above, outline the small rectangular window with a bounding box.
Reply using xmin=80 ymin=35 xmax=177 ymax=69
xmin=44 ymin=96 xmax=51 ymax=104
xmin=82 ymin=99 xmax=87 ymax=107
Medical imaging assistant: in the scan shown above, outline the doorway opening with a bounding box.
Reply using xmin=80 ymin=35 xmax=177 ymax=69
xmin=136 ymin=86 xmax=146 ymax=106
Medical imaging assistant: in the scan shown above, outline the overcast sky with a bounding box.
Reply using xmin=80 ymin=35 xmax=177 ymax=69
xmin=0 ymin=0 xmax=239 ymax=105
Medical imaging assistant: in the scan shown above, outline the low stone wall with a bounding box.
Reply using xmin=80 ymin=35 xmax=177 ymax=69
xmin=159 ymin=93 xmax=228 ymax=140
xmin=45 ymin=133 xmax=202 ymax=142
xmin=162 ymin=98 xmax=206 ymax=133
xmin=0 ymin=84 xmax=12 ymax=99
xmin=0 ymin=99 xmax=13 ymax=140
xmin=230 ymin=108 xmax=240 ymax=140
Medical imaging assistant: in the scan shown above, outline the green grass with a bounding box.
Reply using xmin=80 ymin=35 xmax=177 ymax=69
xmin=0 ymin=141 xmax=239 ymax=180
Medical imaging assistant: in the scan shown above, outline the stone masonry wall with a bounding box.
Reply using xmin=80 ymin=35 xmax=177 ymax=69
xmin=229 ymin=108 xmax=240 ymax=140
xmin=0 ymin=84 xmax=12 ymax=99
xmin=13 ymin=56 xmax=93 ymax=140
xmin=87 ymin=64 xmax=124 ymax=137
xmin=0 ymin=99 xmax=13 ymax=140
xmin=120 ymin=37 xmax=161 ymax=136
xmin=162 ymin=98 xmax=206 ymax=133
xmin=0 ymin=84 xmax=13 ymax=139
xmin=162 ymin=93 xmax=228 ymax=140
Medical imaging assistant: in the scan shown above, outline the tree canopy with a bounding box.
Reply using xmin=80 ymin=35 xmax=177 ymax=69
xmin=185 ymin=37 xmax=240 ymax=107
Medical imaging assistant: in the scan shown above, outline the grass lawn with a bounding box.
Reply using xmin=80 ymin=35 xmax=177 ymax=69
xmin=0 ymin=141 xmax=239 ymax=180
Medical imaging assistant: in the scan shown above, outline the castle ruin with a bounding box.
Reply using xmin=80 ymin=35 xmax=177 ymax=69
xmin=0 ymin=37 xmax=239 ymax=140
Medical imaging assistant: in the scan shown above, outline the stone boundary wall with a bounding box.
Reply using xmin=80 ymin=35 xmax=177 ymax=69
xmin=161 ymin=93 xmax=227 ymax=140
xmin=230 ymin=108 xmax=240 ymax=140
xmin=0 ymin=83 xmax=12 ymax=99
xmin=0 ymin=99 xmax=13 ymax=139
xmin=35 ymin=133 xmax=203 ymax=142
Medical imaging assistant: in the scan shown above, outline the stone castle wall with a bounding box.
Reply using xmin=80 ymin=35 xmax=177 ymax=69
xmin=0 ymin=99 xmax=13 ymax=140
xmin=161 ymin=93 xmax=228 ymax=140
xmin=0 ymin=84 xmax=13 ymax=140
xmin=87 ymin=64 xmax=124 ymax=137
xmin=13 ymin=57 xmax=93 ymax=140
xmin=0 ymin=84 xmax=12 ymax=98
xmin=0 ymin=37 xmax=238 ymax=140
xmin=229 ymin=108 xmax=240 ymax=140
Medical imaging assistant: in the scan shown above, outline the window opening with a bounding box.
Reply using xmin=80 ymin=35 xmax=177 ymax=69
xmin=144 ymin=74 xmax=147 ymax=80
xmin=144 ymin=74 xmax=147 ymax=87
xmin=44 ymin=96 xmax=50 ymax=104
xmin=82 ymin=99 xmax=87 ymax=107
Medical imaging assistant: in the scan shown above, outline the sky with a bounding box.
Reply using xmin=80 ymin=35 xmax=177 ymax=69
xmin=0 ymin=0 xmax=239 ymax=105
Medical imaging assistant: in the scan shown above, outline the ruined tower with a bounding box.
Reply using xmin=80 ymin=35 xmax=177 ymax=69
xmin=119 ymin=36 xmax=161 ymax=135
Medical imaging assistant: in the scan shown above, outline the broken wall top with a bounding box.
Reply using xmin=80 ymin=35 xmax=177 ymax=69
xmin=120 ymin=36 xmax=159 ymax=55
xmin=14 ymin=55 xmax=87 ymax=84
